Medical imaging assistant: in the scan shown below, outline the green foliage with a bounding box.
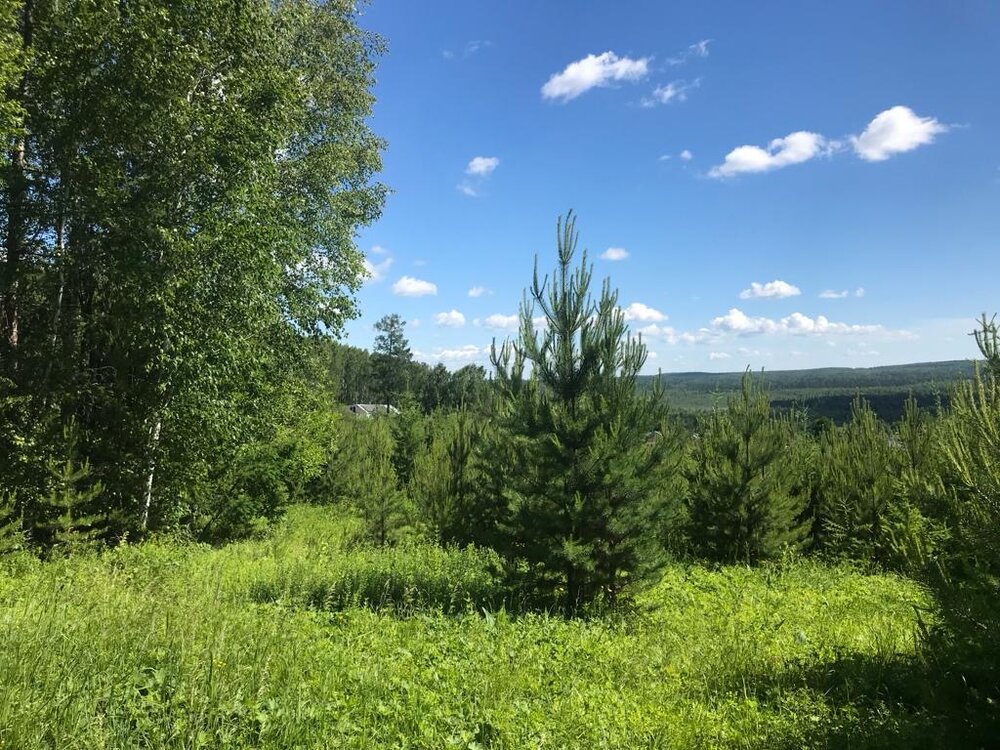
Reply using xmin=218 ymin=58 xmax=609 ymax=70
xmin=639 ymin=360 xmax=972 ymax=423
xmin=0 ymin=505 xmax=948 ymax=749
xmin=0 ymin=0 xmax=24 ymax=162
xmin=944 ymin=369 xmax=1000 ymax=570
xmin=1 ymin=0 xmax=385 ymax=545
xmin=687 ymin=369 xmax=809 ymax=564
xmin=331 ymin=416 xmax=411 ymax=546
xmin=39 ymin=421 xmax=106 ymax=553
xmin=816 ymin=398 xmax=901 ymax=564
xmin=486 ymin=213 xmax=685 ymax=611
xmin=810 ymin=397 xmax=945 ymax=572
xmin=0 ymin=490 xmax=23 ymax=553
xmin=372 ymin=312 xmax=412 ymax=407
xmin=409 ymin=409 xmax=482 ymax=544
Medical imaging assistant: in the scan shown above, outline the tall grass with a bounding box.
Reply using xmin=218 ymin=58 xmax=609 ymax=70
xmin=0 ymin=506 xmax=937 ymax=749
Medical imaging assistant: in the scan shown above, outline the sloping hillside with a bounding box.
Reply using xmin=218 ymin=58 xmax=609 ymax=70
xmin=639 ymin=360 xmax=977 ymax=422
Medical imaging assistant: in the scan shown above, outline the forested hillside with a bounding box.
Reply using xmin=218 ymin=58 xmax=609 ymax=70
xmin=639 ymin=360 xmax=976 ymax=422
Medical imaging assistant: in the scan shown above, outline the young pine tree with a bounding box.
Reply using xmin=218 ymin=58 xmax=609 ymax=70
xmin=410 ymin=409 xmax=482 ymax=544
xmin=686 ymin=369 xmax=809 ymax=564
xmin=815 ymin=397 xmax=901 ymax=566
xmin=485 ymin=212 xmax=685 ymax=613
xmin=352 ymin=417 xmax=409 ymax=546
xmin=0 ymin=491 xmax=23 ymax=554
xmin=40 ymin=421 xmax=106 ymax=554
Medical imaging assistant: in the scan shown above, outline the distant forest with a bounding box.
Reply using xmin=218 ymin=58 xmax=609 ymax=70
xmin=638 ymin=360 xmax=977 ymax=424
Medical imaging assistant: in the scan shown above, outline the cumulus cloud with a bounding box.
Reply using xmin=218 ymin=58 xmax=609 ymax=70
xmin=541 ymin=51 xmax=650 ymax=102
xmin=739 ymin=280 xmax=801 ymax=300
xmin=709 ymin=105 xmax=947 ymax=179
xmin=852 ymin=106 xmax=947 ymax=162
xmin=709 ymin=131 xmax=833 ymax=178
xmin=363 ymin=256 xmax=393 ymax=283
xmin=819 ymin=289 xmax=849 ymax=299
xmin=709 ymin=351 xmax=732 ymax=360
xmin=601 ymin=247 xmax=629 ymax=261
xmin=679 ymin=149 xmax=693 ymax=161
xmin=642 ymin=78 xmax=699 ymax=107
xmin=434 ymin=309 xmax=466 ymax=327
xmin=483 ymin=313 xmax=520 ymax=331
xmin=466 ymin=156 xmax=500 ymax=176
xmin=392 ymin=276 xmax=437 ymax=297
xmin=622 ymin=302 xmax=667 ymax=323
xmin=637 ymin=324 xmax=707 ymax=346
xmin=457 ymin=183 xmax=479 ymax=197
xmin=712 ymin=308 xmax=779 ymax=335
xmin=468 ymin=286 xmax=489 ymax=298
xmin=711 ymin=308 xmax=886 ymax=336
xmin=855 ymin=287 xmax=866 ymax=298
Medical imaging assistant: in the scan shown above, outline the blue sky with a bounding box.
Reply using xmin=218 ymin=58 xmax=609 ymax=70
xmin=344 ymin=1 xmax=1000 ymax=373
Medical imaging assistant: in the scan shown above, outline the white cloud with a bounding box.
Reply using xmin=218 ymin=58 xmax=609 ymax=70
xmin=819 ymin=289 xmax=849 ymax=299
xmin=709 ymin=351 xmax=731 ymax=360
xmin=711 ymin=308 xmax=888 ymax=336
xmin=667 ymin=39 xmax=712 ymax=65
xmin=601 ymin=247 xmax=629 ymax=261
xmin=457 ymin=183 xmax=479 ymax=197
xmin=464 ymin=40 xmax=492 ymax=56
xmin=679 ymin=149 xmax=693 ymax=161
xmin=392 ymin=276 xmax=437 ymax=297
xmin=541 ymin=51 xmax=650 ymax=102
xmin=622 ymin=302 xmax=667 ymax=323
xmin=434 ymin=309 xmax=466 ymax=327
xmin=466 ymin=156 xmax=500 ymax=176
xmin=363 ymin=257 xmax=393 ymax=283
xmin=642 ymin=78 xmax=699 ymax=107
xmin=483 ymin=313 xmax=520 ymax=331
xmin=855 ymin=287 xmax=865 ymax=298
xmin=658 ymin=154 xmax=672 ymax=161
xmin=369 ymin=245 xmax=389 ymax=256
xmin=712 ymin=308 xmax=780 ymax=335
xmin=709 ymin=131 xmax=833 ymax=178
xmin=638 ymin=324 xmax=708 ymax=346
xmin=416 ymin=345 xmax=487 ymax=367
xmin=852 ymin=106 xmax=947 ymax=162
xmin=739 ymin=280 xmax=801 ymax=300
xmin=468 ymin=286 xmax=489 ymax=298
xmin=690 ymin=39 xmax=711 ymax=57
xmin=443 ymin=40 xmax=493 ymax=61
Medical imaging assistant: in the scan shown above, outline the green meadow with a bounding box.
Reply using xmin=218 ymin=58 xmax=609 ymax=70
xmin=0 ymin=506 xmax=940 ymax=750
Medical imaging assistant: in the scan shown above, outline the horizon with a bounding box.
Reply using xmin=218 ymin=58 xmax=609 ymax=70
xmin=342 ymin=1 xmax=999 ymax=374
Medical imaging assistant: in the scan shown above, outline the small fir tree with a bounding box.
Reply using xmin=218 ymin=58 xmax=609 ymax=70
xmin=686 ymin=369 xmax=808 ymax=564
xmin=816 ymin=397 xmax=901 ymax=565
xmin=40 ymin=421 xmax=105 ymax=553
xmin=485 ymin=212 xmax=684 ymax=612
xmin=0 ymin=491 xmax=24 ymax=554
xmin=352 ymin=417 xmax=409 ymax=546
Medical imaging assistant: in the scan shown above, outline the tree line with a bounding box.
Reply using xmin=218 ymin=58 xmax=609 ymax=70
xmin=320 ymin=317 xmax=491 ymax=415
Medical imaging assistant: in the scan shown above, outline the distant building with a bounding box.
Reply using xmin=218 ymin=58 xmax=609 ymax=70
xmin=346 ymin=403 xmax=400 ymax=418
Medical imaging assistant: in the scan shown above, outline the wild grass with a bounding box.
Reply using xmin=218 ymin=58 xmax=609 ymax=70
xmin=0 ymin=506 xmax=940 ymax=749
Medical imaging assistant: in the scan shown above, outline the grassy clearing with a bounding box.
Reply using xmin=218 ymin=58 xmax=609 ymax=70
xmin=0 ymin=506 xmax=937 ymax=749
